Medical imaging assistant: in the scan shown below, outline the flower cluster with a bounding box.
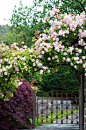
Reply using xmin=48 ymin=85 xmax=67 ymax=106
xmin=0 ymin=43 xmax=36 ymax=99
xmin=0 ymin=8 xmax=86 ymax=99
xmin=33 ymin=8 xmax=86 ymax=75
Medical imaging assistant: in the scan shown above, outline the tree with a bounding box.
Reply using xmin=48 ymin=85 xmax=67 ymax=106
xmin=59 ymin=0 xmax=86 ymax=15
xmin=6 ymin=1 xmax=48 ymax=47
xmin=2 ymin=31 xmax=17 ymax=46
xmin=37 ymin=0 xmax=86 ymax=15
xmin=7 ymin=1 xmax=32 ymax=47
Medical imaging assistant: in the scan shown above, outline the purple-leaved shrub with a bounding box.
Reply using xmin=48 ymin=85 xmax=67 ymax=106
xmin=0 ymin=78 xmax=33 ymax=130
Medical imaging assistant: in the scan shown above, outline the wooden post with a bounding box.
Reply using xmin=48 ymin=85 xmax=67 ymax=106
xmin=84 ymin=76 xmax=86 ymax=130
xmin=79 ymin=89 xmax=81 ymax=129
xmin=32 ymin=89 xmax=36 ymax=128
xmin=81 ymin=68 xmax=84 ymax=130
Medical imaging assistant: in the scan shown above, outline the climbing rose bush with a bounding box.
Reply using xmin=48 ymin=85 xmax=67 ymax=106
xmin=32 ymin=7 xmax=86 ymax=75
xmin=0 ymin=78 xmax=33 ymax=130
xmin=0 ymin=43 xmax=35 ymax=99
xmin=0 ymin=8 xmax=86 ymax=99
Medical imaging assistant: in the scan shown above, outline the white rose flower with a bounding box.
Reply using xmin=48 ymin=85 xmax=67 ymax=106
xmin=82 ymin=56 xmax=85 ymax=59
xmin=74 ymin=57 xmax=79 ymax=60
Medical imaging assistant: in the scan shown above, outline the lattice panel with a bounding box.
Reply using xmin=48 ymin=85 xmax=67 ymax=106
xmin=36 ymin=90 xmax=79 ymax=125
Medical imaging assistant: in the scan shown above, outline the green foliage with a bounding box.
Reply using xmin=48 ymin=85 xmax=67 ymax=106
xmin=34 ymin=65 xmax=81 ymax=97
xmin=6 ymin=0 xmax=51 ymax=47
xmin=36 ymin=0 xmax=86 ymax=15
xmin=0 ymin=25 xmax=11 ymax=44
xmin=2 ymin=32 xmax=17 ymax=46
xmin=0 ymin=25 xmax=10 ymax=38
xmin=59 ymin=0 xmax=86 ymax=15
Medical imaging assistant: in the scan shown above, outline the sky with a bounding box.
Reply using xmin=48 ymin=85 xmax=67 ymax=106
xmin=0 ymin=0 xmax=33 ymax=25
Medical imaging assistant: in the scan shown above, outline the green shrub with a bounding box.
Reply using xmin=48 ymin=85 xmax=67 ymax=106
xmin=34 ymin=65 xmax=81 ymax=97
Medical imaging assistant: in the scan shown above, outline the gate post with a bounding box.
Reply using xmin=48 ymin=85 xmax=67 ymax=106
xmin=84 ymin=76 xmax=86 ymax=130
xmin=80 ymin=68 xmax=84 ymax=130
xmin=79 ymin=89 xmax=81 ymax=129
xmin=32 ymin=89 xmax=36 ymax=128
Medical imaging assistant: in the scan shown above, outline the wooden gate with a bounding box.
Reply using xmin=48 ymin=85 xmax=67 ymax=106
xmin=36 ymin=90 xmax=79 ymax=125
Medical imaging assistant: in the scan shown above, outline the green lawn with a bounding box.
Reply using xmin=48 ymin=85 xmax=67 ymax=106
xmin=30 ymin=109 xmax=79 ymax=126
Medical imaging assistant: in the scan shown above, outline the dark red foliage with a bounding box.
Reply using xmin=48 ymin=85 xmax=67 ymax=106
xmin=0 ymin=78 xmax=33 ymax=130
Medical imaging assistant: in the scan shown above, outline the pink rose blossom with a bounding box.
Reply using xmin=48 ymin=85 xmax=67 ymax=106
xmin=23 ymin=45 xmax=27 ymax=49
xmin=71 ymin=63 xmax=73 ymax=66
xmin=79 ymin=59 xmax=82 ymax=64
xmin=64 ymin=52 xmax=67 ymax=56
xmin=36 ymin=59 xmax=39 ymax=64
xmin=55 ymin=55 xmax=58 ymax=58
xmin=49 ymin=20 xmax=53 ymax=25
xmin=49 ymin=10 xmax=55 ymax=17
xmin=78 ymin=49 xmax=82 ymax=53
xmin=76 ymin=61 xmax=80 ymax=64
xmin=37 ymin=63 xmax=42 ymax=67
xmin=44 ymin=48 xmax=48 ymax=52
xmin=48 ymin=57 xmax=51 ymax=61
xmin=57 ymin=60 xmax=59 ymax=62
xmin=82 ymin=56 xmax=85 ymax=59
xmin=34 ymin=68 xmax=37 ymax=71
xmin=29 ymin=50 xmax=33 ymax=53
xmin=76 ymin=53 xmax=79 ymax=56
xmin=2 ymin=67 xmax=6 ymax=71
xmin=74 ymin=65 xmax=77 ymax=69
xmin=4 ymin=72 xmax=7 ymax=75
xmin=47 ymin=70 xmax=50 ymax=73
xmin=42 ymin=66 xmax=47 ymax=70
xmin=33 ymin=63 xmax=36 ymax=66
xmin=24 ymin=66 xmax=27 ymax=69
xmin=0 ymin=69 xmax=2 ymax=73
xmin=0 ymin=75 xmax=3 ymax=77
xmin=15 ymin=68 xmax=19 ymax=72
xmin=42 ymin=18 xmax=46 ymax=23
xmin=32 ymin=59 xmax=35 ymax=62
xmin=52 ymin=57 xmax=55 ymax=60
xmin=38 ymin=55 xmax=43 ymax=58
xmin=74 ymin=57 xmax=79 ymax=60
xmin=41 ymin=51 xmax=44 ymax=54
xmin=0 ymin=59 xmax=3 ymax=63
xmin=63 ymin=57 xmax=66 ymax=60
xmin=40 ymin=69 xmax=43 ymax=74
xmin=66 ymin=58 xmax=70 ymax=62
xmin=83 ymin=63 xmax=86 ymax=68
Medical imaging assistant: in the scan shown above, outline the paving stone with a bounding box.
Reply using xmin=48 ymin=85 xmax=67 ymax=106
xmin=32 ymin=124 xmax=79 ymax=130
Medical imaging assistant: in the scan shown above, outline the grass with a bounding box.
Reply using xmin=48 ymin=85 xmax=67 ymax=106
xmin=29 ymin=109 xmax=79 ymax=126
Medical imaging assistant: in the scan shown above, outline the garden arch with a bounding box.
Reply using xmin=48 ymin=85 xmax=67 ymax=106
xmin=0 ymin=7 xmax=85 ymax=130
